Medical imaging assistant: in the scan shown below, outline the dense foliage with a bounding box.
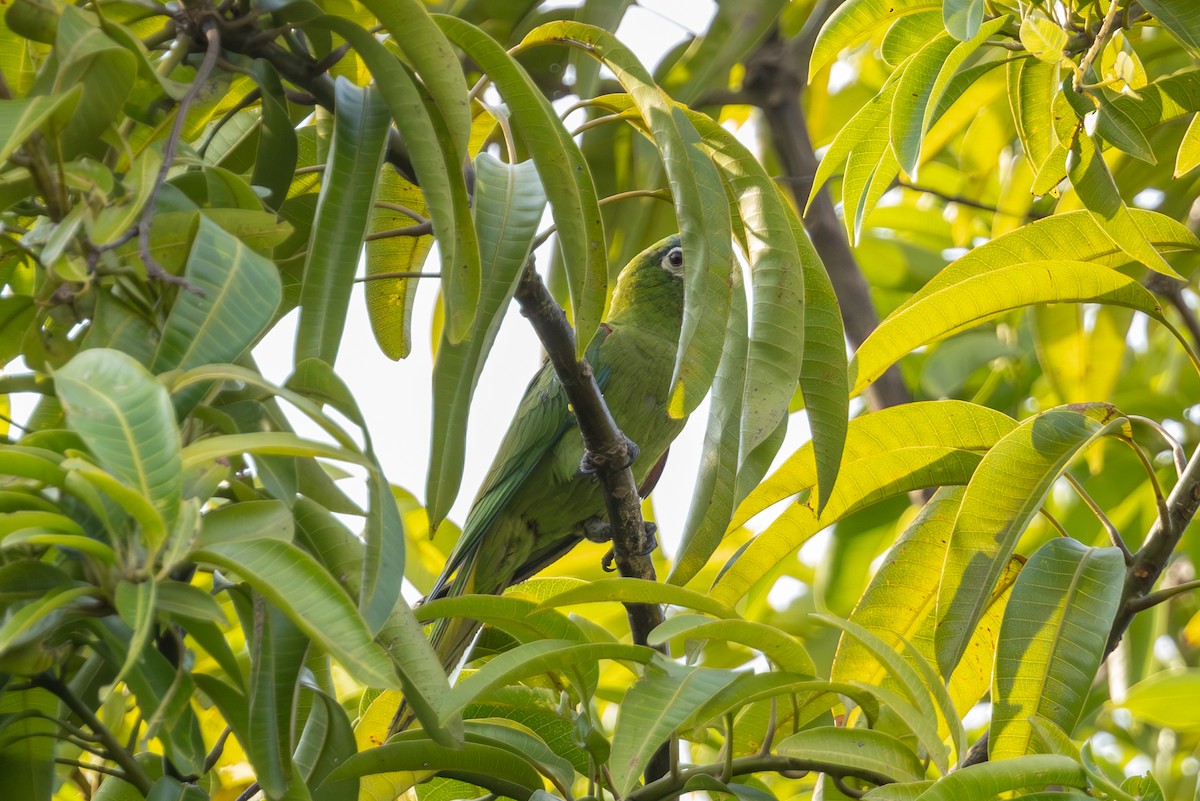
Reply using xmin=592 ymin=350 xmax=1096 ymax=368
xmin=2 ymin=0 xmax=1200 ymax=799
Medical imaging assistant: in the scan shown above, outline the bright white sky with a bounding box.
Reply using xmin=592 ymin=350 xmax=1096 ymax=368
xmin=251 ymin=0 xmax=822 ymax=560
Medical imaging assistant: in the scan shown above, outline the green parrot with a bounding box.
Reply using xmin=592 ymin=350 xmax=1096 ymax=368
xmin=423 ymin=233 xmax=688 ymax=672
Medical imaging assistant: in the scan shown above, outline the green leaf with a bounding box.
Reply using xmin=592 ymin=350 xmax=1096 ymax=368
xmin=535 ymin=577 xmax=738 ymax=618
xmin=833 ymin=488 xmax=1020 ymax=733
xmin=892 ymin=18 xmax=1006 ymax=179
xmin=436 ymin=16 xmax=606 ymax=355
xmin=519 ymin=23 xmax=733 ymax=417
xmin=714 ymin=401 xmax=1016 ymax=606
xmin=1068 ymin=133 xmax=1180 ymax=279
xmin=1119 ymin=668 xmax=1200 ymax=731
xmin=909 ymin=755 xmax=1085 ymax=799
xmin=113 ymin=578 xmax=157 ymax=687
xmin=648 ymin=614 xmax=816 ymax=675
xmin=935 ymin=404 xmax=1129 ymax=677
xmin=882 ymin=12 xmax=946 ymax=66
xmin=1107 ymin=68 xmax=1200 ymax=130
xmin=1175 ymin=114 xmax=1200 ymax=177
xmin=56 ymin=349 xmax=182 ymax=542
xmin=426 ymin=153 xmax=546 ymax=528
xmin=1007 ymin=58 xmax=1059 ymax=172
xmin=0 ymin=585 xmax=93 ymax=657
xmin=363 ymin=168 xmax=430 ymax=360
xmin=777 ymin=727 xmax=924 ymax=783
xmin=1136 ymin=0 xmax=1200 ymax=57
xmin=850 ymin=261 xmax=1191 ymax=398
xmin=192 ymin=538 xmax=401 ymax=689
xmin=1018 ymin=17 xmax=1067 ymax=63
xmin=0 ymin=687 xmax=59 ymax=801
xmin=437 ymin=640 xmax=656 ymax=724
xmin=809 ymin=0 xmax=942 ymax=77
xmin=197 ymin=499 xmax=294 ymax=548
xmin=357 ymin=0 xmax=471 ymax=156
xmin=817 ymin=615 xmax=954 ymax=773
xmin=295 ymin=79 xmax=389 ymax=366
xmin=942 ymin=0 xmax=984 ymax=40
xmin=152 ymin=216 xmax=283 ymax=390
xmin=310 ymin=16 xmax=480 ymax=344
xmin=324 ymin=736 xmax=543 ymax=798
xmin=990 ymin=539 xmax=1124 ymax=759
xmin=88 ymin=147 xmax=161 ymax=245
xmin=609 ymin=660 xmax=739 ymax=795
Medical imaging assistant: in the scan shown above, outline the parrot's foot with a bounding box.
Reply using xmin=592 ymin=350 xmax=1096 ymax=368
xmin=579 ymin=435 xmax=640 ymax=476
xmin=600 ymin=521 xmax=659 ymax=572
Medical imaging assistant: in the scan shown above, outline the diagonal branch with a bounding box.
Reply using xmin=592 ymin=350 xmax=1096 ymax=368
xmin=512 ymin=259 xmax=670 ymax=783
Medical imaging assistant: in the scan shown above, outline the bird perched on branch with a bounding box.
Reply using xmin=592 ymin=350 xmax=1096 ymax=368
xmin=419 ymin=233 xmax=688 ymax=678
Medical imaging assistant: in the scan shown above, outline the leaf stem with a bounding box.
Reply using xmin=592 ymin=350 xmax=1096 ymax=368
xmin=1064 ymin=473 xmax=1132 ymax=561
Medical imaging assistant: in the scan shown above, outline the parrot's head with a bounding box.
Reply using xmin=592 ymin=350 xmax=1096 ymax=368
xmin=608 ymin=234 xmax=685 ymax=323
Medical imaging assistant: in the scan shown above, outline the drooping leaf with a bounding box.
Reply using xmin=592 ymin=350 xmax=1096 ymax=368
xmin=777 ymin=727 xmax=924 ymax=783
xmin=609 ymin=660 xmax=739 ymax=795
xmin=295 ymin=78 xmax=389 ymax=366
xmin=56 ymin=349 xmax=181 ymax=542
xmin=809 ymin=0 xmax=942 ymax=77
xmin=935 ymin=404 xmax=1129 ymax=676
xmin=990 ymin=539 xmax=1124 ymax=759
xmin=714 ymin=401 xmax=1016 ymax=606
xmin=426 ymin=153 xmax=546 ymax=529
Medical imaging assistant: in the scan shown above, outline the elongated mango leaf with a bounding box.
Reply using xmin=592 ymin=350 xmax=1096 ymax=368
xmin=437 ymin=16 xmax=606 ymax=355
xmin=778 ymin=727 xmax=924 ymax=783
xmin=535 ymin=577 xmax=738 ymax=618
xmin=714 ymin=401 xmax=1015 ymax=606
xmin=1031 ymin=304 xmax=1131 ymax=404
xmin=1068 ymin=133 xmax=1180 ymax=279
xmin=192 ymin=538 xmax=400 ymax=689
xmin=850 ymin=260 xmax=1192 ymax=398
xmin=55 ymin=349 xmax=181 ymax=541
xmin=356 ymin=0 xmax=470 ymax=155
xmin=1136 ymin=0 xmax=1200 ymax=57
xmin=437 ymin=640 xmax=655 ymax=724
xmin=649 ymin=614 xmax=816 ymax=675
xmin=935 ymin=403 xmax=1129 ymax=677
xmin=364 ymin=167 xmax=431 ymax=360
xmin=324 ymin=737 xmax=543 ymax=797
xmin=892 ymin=18 xmax=1006 ymax=179
xmin=833 ymin=487 xmax=1022 ymax=730
xmin=152 ymin=216 xmax=282 ymax=385
xmin=1108 ymin=68 xmax=1200 ymax=130
xmin=0 ymin=688 xmax=58 ymax=800
xmin=295 ymin=78 xmax=389 ymax=366
xmin=942 ymin=0 xmax=984 ymax=40
xmin=246 ymin=598 xmax=308 ymax=799
xmin=426 ymin=153 xmax=546 ymax=529
xmin=809 ymin=0 xmax=942 ymax=77
xmin=519 ymin=22 xmax=733 ymax=417
xmin=1119 ymin=668 xmax=1200 ymax=731
xmin=0 ymin=87 xmax=81 ymax=164
xmin=1177 ymin=113 xmax=1200 ymax=177
xmin=682 ymin=673 xmax=869 ymax=733
xmin=312 ymin=15 xmax=480 ymax=344
xmin=991 ymin=539 xmax=1124 ymax=759
xmin=610 ymin=660 xmax=739 ymax=795
xmin=898 ymin=210 xmax=1197 ymax=316
xmin=1007 ymin=57 xmax=1059 ymax=173
xmin=910 ymin=755 xmax=1086 ymax=800
xmin=818 ymin=614 xmax=954 ymax=773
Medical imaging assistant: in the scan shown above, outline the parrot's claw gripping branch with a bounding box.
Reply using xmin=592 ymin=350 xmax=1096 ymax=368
xmin=580 ymin=435 xmax=641 ymax=476
xmin=513 ymin=258 xmax=667 ymax=648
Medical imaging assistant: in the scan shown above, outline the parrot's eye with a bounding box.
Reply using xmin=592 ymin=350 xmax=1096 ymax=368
xmin=661 ymin=246 xmax=684 ymax=275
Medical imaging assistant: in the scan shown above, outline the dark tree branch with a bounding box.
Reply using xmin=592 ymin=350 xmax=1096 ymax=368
xmin=512 ymin=260 xmax=670 ymax=783
xmin=627 ymin=754 xmax=891 ymax=801
xmin=33 ymin=672 xmax=154 ymax=796
xmin=741 ymin=12 xmax=912 ymax=412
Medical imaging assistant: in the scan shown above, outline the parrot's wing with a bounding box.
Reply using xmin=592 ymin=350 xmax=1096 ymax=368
xmin=429 ymin=329 xmax=613 ymax=599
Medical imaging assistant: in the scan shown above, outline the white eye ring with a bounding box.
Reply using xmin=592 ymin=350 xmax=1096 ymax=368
xmin=661 ymin=246 xmax=684 ymax=274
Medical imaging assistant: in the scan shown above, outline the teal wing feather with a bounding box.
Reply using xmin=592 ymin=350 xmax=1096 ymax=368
xmin=428 ymin=329 xmax=612 ymax=599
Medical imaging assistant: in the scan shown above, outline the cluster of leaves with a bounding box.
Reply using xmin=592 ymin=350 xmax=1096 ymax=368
xmin=1 ymin=0 xmax=1200 ymax=800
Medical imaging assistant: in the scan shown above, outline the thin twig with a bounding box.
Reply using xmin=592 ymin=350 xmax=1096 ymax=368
xmin=1064 ymin=472 xmax=1132 ymax=561
xmin=374 ymin=201 xmax=429 ymax=225
xmin=54 ymin=757 xmax=128 ymax=781
xmin=32 ymin=673 xmax=154 ymax=796
xmin=1076 ymin=0 xmax=1124 ymax=89
xmin=354 ymin=271 xmax=440 ymax=283
xmin=1118 ymin=434 xmax=1171 ymax=527
xmin=1126 ymin=578 xmax=1200 ymax=613
xmin=364 ymin=222 xmax=433 ymax=241
xmin=1129 ymin=415 xmax=1188 ymax=478
xmin=139 ymin=19 xmax=224 ymax=294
